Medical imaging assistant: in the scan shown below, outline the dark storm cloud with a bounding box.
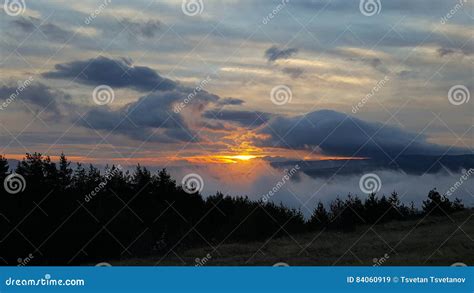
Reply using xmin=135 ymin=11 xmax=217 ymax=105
xmin=11 ymin=16 xmax=71 ymax=42
xmin=265 ymin=46 xmax=298 ymax=62
xmin=203 ymin=110 xmax=273 ymax=128
xmin=269 ymin=155 xmax=474 ymax=178
xmin=120 ymin=19 xmax=163 ymax=38
xmin=43 ymin=55 xmax=240 ymax=142
xmin=43 ymin=56 xmax=177 ymax=92
xmin=257 ymin=110 xmax=467 ymax=158
xmin=0 ymin=82 xmax=70 ymax=115
xmin=80 ymin=87 xmax=220 ymax=143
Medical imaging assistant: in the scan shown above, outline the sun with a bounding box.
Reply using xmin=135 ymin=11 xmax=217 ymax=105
xmin=215 ymin=154 xmax=259 ymax=163
xmin=182 ymin=154 xmax=260 ymax=164
xmin=225 ymin=155 xmax=257 ymax=161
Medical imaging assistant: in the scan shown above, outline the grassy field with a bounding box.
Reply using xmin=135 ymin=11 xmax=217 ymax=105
xmin=115 ymin=210 xmax=473 ymax=266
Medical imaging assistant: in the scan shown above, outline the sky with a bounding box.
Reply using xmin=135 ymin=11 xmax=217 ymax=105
xmin=0 ymin=0 xmax=473 ymax=210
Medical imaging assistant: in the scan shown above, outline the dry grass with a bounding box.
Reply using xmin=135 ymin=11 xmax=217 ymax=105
xmin=115 ymin=210 xmax=474 ymax=266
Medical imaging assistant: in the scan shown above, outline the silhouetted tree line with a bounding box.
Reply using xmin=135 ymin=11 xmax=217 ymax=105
xmin=308 ymin=190 xmax=464 ymax=232
xmin=0 ymin=153 xmax=465 ymax=265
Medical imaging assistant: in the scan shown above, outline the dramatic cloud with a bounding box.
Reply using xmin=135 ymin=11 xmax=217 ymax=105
xmin=257 ymin=110 xmax=467 ymax=158
xmin=0 ymin=82 xmax=70 ymax=115
xmin=81 ymin=86 xmax=220 ymax=142
xmin=1 ymin=0 xmax=472 ymax=172
xmin=264 ymin=46 xmax=298 ymax=62
xmin=203 ymin=109 xmax=273 ymax=128
xmin=120 ymin=19 xmax=162 ymax=38
xmin=269 ymin=155 xmax=474 ymax=178
xmin=43 ymin=56 xmax=177 ymax=92
xmin=44 ymin=57 xmax=248 ymax=142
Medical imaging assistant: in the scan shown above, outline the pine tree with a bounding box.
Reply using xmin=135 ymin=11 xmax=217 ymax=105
xmin=309 ymin=202 xmax=329 ymax=229
xmin=58 ymin=153 xmax=72 ymax=189
xmin=388 ymin=191 xmax=400 ymax=207
xmin=0 ymin=155 xmax=9 ymax=199
xmin=388 ymin=191 xmax=402 ymax=220
xmin=72 ymin=163 xmax=87 ymax=191
xmin=364 ymin=193 xmax=379 ymax=223
xmin=0 ymin=155 xmax=8 ymax=182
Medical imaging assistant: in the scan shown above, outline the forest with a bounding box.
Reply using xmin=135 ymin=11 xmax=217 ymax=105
xmin=0 ymin=153 xmax=465 ymax=265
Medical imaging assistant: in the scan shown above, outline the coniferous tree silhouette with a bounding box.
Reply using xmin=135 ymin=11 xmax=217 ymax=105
xmin=0 ymin=154 xmax=466 ymax=265
xmin=308 ymin=202 xmax=329 ymax=229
